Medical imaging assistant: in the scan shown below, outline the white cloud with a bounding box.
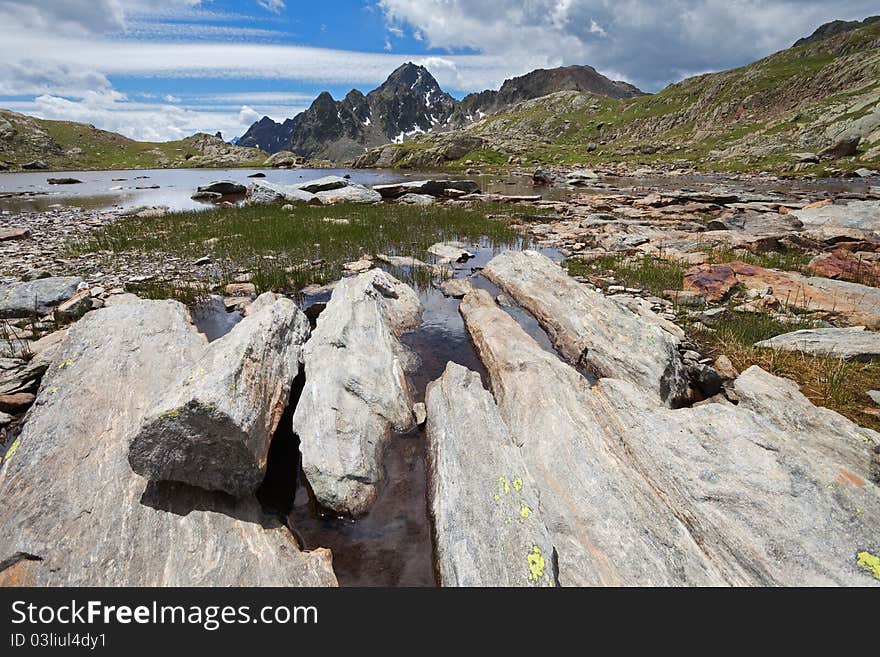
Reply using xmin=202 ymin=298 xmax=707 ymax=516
xmin=377 ymin=0 xmax=880 ymax=90
xmin=256 ymin=0 xmax=285 ymax=13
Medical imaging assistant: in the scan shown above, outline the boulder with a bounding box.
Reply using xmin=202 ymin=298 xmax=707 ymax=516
xmin=46 ymin=177 xmax=82 ymax=185
xmin=21 ymin=160 xmax=48 ymax=170
xmin=195 ymin=180 xmax=246 ymax=196
xmin=0 ymin=299 xmax=337 ymax=586
xmin=819 ymin=137 xmax=861 ymax=159
xmin=459 ymin=286 xmax=880 ymax=586
xmin=425 ymin=363 xmax=556 ymax=587
xmin=0 ymin=227 xmax=29 ymax=242
xmin=397 ymin=193 xmax=435 ymax=205
xmin=246 ymin=180 xmax=317 ymax=205
xmin=0 ymin=277 xmax=84 ymax=318
xmin=483 ymin=250 xmax=688 ymax=406
xmin=316 ymin=184 xmax=382 ymax=204
xmin=292 ymin=270 xmax=422 ymax=516
xmin=428 ymin=242 xmax=475 ymax=262
xmin=295 ymin=175 xmax=350 ymax=194
xmin=129 ymin=294 xmax=309 ymax=497
xmin=263 ymin=151 xmax=301 ymax=168
xmin=373 ymin=180 xmax=480 ymax=199
xmin=755 ymin=326 xmax=880 ymax=361
xmin=808 ymin=251 xmax=880 ymax=284
xmin=683 ymin=263 xmax=739 ymax=302
xmin=438 ymin=278 xmax=473 ymax=299
xmin=793 ymin=200 xmax=880 ymax=231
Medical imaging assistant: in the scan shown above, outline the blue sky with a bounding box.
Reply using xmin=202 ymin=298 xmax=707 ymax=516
xmin=0 ymin=1 xmax=876 ymax=142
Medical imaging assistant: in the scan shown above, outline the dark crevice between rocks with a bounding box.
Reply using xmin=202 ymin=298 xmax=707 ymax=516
xmin=257 ymin=369 xmax=305 ymax=527
xmin=0 ymin=551 xmax=42 ymax=573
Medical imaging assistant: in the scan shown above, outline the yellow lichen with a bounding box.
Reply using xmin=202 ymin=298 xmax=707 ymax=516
xmin=527 ymin=545 xmax=545 ymax=583
xmin=49 ymin=386 xmax=58 ymax=395
xmin=58 ymin=358 xmax=74 ymax=369
xmin=519 ymin=502 xmax=532 ymax=523
xmin=3 ymin=438 xmax=20 ymax=463
xmin=159 ymin=408 xmax=181 ymax=420
xmin=513 ymin=476 xmax=523 ymax=492
xmin=857 ymin=551 xmax=880 ymax=580
xmin=498 ymin=476 xmax=510 ymax=496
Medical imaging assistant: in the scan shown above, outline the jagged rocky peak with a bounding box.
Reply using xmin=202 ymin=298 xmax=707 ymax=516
xmin=367 ymin=62 xmax=458 ymax=141
xmin=236 ymin=115 xmax=296 ymax=153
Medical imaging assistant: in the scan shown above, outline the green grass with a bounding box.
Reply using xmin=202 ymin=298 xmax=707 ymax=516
xmin=67 ymin=202 xmax=530 ymax=296
xmin=690 ymin=311 xmax=880 ymax=431
xmin=705 ymin=247 xmax=814 ymax=272
xmin=565 ymin=253 xmax=686 ymax=297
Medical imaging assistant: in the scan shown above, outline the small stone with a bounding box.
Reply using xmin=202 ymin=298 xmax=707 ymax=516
xmin=0 ymin=411 xmax=12 ymax=427
xmin=413 ymin=402 xmax=427 ymax=426
xmin=193 ymin=256 xmax=212 ymax=266
xmin=224 ymin=282 xmax=256 ymax=297
xmin=866 ymin=390 xmax=880 ymax=406
xmin=0 ymin=392 xmax=36 ymax=412
xmin=714 ymin=355 xmax=739 ymax=380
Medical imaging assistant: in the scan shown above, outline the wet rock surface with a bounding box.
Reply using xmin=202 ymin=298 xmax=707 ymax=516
xmin=292 ymin=269 xmax=422 ymax=517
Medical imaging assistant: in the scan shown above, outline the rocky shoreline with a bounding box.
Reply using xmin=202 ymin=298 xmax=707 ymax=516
xmin=1 ymin=167 xmax=880 ymax=586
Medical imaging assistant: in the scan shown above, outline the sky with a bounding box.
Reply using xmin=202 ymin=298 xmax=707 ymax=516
xmin=0 ymin=0 xmax=876 ymax=142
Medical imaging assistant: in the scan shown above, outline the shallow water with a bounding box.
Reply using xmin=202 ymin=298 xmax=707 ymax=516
xmin=0 ymin=167 xmax=412 ymax=213
xmin=284 ymin=240 xmax=562 ymax=586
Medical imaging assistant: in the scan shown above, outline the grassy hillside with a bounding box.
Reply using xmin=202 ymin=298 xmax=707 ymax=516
xmin=357 ymin=22 xmax=880 ymax=174
xmin=0 ymin=110 xmax=267 ymax=171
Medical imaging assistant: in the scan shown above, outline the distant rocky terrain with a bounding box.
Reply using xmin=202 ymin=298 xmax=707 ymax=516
xmin=0 ymin=109 xmax=267 ymax=172
xmin=237 ymin=62 xmax=642 ymax=161
xmin=356 ymin=20 xmax=880 ymax=174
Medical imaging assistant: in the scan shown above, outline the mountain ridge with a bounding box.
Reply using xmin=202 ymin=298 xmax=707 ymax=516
xmin=237 ymin=61 xmax=644 ymax=160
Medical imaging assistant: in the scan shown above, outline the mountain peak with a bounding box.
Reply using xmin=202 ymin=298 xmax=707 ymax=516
xmin=381 ymin=62 xmax=440 ymax=93
xmin=794 ymin=15 xmax=880 ymax=47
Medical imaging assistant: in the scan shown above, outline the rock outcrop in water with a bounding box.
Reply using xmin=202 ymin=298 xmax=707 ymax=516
xmin=292 ymin=269 xmax=422 ymax=517
xmin=0 ymin=298 xmax=336 ymax=586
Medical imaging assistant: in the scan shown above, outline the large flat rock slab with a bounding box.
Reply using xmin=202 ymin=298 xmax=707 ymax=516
xmin=129 ymin=293 xmax=309 ymax=496
xmin=460 ymin=287 xmax=880 ymax=586
xmin=459 ymin=288 xmax=723 ymax=586
xmin=0 ymin=299 xmax=336 ymax=586
xmin=292 ymin=269 xmax=422 ymax=517
xmin=755 ymin=326 xmax=880 ymax=361
xmin=793 ymin=200 xmax=880 ymax=231
xmin=0 ymin=276 xmax=84 ymax=318
xmin=425 ymin=362 xmax=556 ymax=587
xmin=483 ymin=250 xmax=688 ymax=406
xmin=594 ymin=370 xmax=880 ymax=586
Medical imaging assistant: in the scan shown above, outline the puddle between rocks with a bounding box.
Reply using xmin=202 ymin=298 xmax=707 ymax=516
xmin=282 ymin=240 xmax=564 ymax=587
xmin=189 ymin=297 xmax=243 ymax=341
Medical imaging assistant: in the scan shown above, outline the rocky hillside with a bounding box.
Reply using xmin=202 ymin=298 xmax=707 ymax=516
xmin=0 ymin=109 xmax=267 ymax=172
xmin=238 ymin=62 xmax=643 ymax=162
xmin=448 ymin=64 xmax=644 ymax=126
xmin=356 ymin=21 xmax=880 ymax=174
